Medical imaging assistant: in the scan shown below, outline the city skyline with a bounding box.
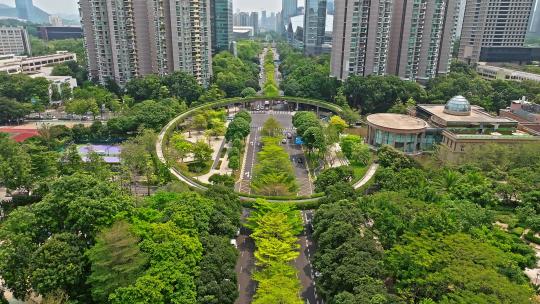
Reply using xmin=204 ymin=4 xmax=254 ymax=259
xmin=0 ymin=0 xmax=304 ymax=15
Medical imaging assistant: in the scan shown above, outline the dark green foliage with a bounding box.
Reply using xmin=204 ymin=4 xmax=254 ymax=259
xmin=196 ymin=235 xmax=238 ymax=304
xmin=278 ymin=44 xmax=339 ymax=101
xmin=208 ymin=174 xmax=235 ymax=188
xmin=343 ymin=75 xmax=426 ymax=113
xmin=0 ymin=173 xmax=132 ymax=300
xmin=376 ymin=145 xmax=418 ymax=169
xmin=86 ymin=221 xmax=147 ymax=303
xmin=314 ymin=166 xmax=354 ymax=192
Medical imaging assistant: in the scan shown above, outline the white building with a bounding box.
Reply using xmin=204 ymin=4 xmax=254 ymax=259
xmin=0 ymin=51 xmax=77 ymax=74
xmin=476 ymin=63 xmax=540 ymax=83
xmin=0 ymin=26 xmax=31 ymax=56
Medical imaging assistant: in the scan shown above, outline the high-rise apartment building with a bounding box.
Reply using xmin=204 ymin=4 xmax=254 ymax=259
xmin=281 ymin=0 xmax=298 ymax=32
xmin=331 ymin=0 xmax=460 ymax=82
xmin=304 ymin=0 xmax=327 ymax=55
xmin=235 ymin=12 xmax=250 ymax=26
xmin=79 ymin=0 xmax=213 ymax=87
xmin=211 ymin=0 xmax=233 ymax=53
xmin=0 ymin=26 xmax=31 ymax=56
xmin=459 ymin=0 xmax=534 ymax=65
xmin=250 ymin=12 xmax=259 ymax=35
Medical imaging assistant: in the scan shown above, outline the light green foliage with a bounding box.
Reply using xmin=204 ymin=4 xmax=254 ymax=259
xmin=170 ymin=133 xmax=192 ymax=162
xmin=292 ymin=111 xmax=320 ymax=138
xmin=339 ymin=135 xmax=362 ymax=159
xmin=349 ymin=142 xmax=371 ymax=166
xmin=251 ymin=140 xmax=297 ymax=196
xmin=340 ymin=105 xmax=361 ymax=126
xmin=73 ymin=86 xmax=119 ymax=112
xmin=65 ymin=98 xmax=99 ymax=117
xmin=247 ymin=200 xmax=303 ymax=303
xmin=261 ymin=116 xmax=283 ymax=137
xmin=192 ymin=140 xmax=213 ymax=164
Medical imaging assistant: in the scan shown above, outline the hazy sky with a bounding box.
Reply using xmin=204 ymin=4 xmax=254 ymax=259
xmin=0 ymin=0 xmax=300 ymax=15
xmin=0 ymin=0 xmax=79 ymax=14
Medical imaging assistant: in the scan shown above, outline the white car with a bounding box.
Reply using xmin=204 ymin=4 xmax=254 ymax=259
xmin=230 ymin=239 xmax=237 ymax=248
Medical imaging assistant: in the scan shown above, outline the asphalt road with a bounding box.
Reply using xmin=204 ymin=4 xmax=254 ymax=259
xmin=237 ymin=110 xmax=313 ymax=196
xmin=295 ymin=210 xmax=323 ymax=304
xmin=235 ymin=208 xmax=256 ymax=304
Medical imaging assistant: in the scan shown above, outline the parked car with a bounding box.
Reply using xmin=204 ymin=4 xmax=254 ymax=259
xmin=297 ymin=158 xmax=304 ymax=164
xmin=230 ymin=239 xmax=237 ymax=248
xmin=281 ymin=138 xmax=287 ymax=144
xmin=286 ymin=132 xmax=293 ymax=139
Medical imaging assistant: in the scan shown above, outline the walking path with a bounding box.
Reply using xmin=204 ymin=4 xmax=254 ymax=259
xmin=353 ymin=163 xmax=379 ymax=190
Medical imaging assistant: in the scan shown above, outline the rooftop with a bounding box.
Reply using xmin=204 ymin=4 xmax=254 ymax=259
xmin=366 ymin=113 xmax=428 ymax=131
xmin=418 ymin=104 xmax=516 ymax=126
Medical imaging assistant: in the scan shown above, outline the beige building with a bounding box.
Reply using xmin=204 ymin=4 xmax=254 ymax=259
xmin=331 ymin=0 xmax=460 ymax=82
xmin=0 ymin=26 xmax=31 ymax=56
xmin=79 ymin=0 xmax=213 ymax=87
xmin=367 ymin=96 xmax=539 ymax=154
xmin=459 ymin=0 xmax=534 ymax=65
xmin=476 ymin=63 xmax=540 ymax=83
xmin=0 ymin=52 xmax=76 ymax=75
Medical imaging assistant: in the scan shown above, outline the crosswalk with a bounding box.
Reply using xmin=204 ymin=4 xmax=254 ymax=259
xmin=251 ymin=126 xmax=296 ymax=133
xmin=250 ymin=110 xmax=292 ymax=115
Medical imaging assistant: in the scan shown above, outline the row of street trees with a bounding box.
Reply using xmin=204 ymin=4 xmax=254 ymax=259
xmin=225 ymin=110 xmax=252 ymax=171
xmin=263 ymin=48 xmax=279 ymax=97
xmin=251 ymin=118 xmax=297 ymax=196
xmin=246 ymin=200 xmax=304 ymax=304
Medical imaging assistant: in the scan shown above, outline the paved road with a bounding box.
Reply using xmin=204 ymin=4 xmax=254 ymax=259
xmin=237 ymin=111 xmax=313 ymax=196
xmin=295 ymin=210 xmax=322 ymax=304
xmin=235 ymin=209 xmax=256 ymax=304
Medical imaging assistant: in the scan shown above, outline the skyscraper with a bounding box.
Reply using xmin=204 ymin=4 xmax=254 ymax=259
xmin=79 ymin=0 xmax=213 ymax=87
xmin=250 ymin=12 xmax=259 ymax=35
xmin=304 ymin=0 xmax=327 ymax=55
xmin=331 ymin=0 xmax=460 ymax=82
xmin=530 ymin=0 xmax=540 ymax=37
xmin=211 ymin=0 xmax=233 ymax=53
xmin=15 ymin=0 xmax=49 ymax=23
xmin=459 ymin=0 xmax=535 ymax=65
xmin=15 ymin=0 xmax=32 ymax=20
xmin=281 ymin=0 xmax=298 ymax=33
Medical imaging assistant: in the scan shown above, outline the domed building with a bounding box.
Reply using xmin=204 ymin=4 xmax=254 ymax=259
xmin=443 ymin=95 xmax=471 ymax=116
xmin=365 ymin=96 xmax=539 ymax=155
